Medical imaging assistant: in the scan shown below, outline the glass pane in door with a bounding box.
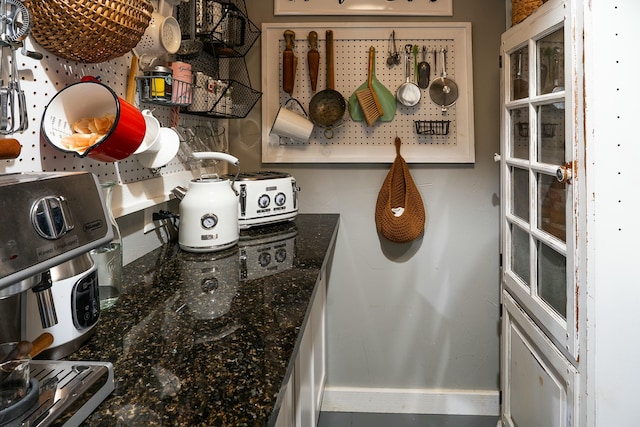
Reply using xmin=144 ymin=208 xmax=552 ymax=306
xmin=511 ymin=167 xmax=530 ymax=221
xmin=538 ymin=28 xmax=564 ymax=96
xmin=537 ymin=240 xmax=567 ymax=318
xmin=538 ymin=104 xmax=565 ymax=165
xmin=538 ymin=173 xmax=566 ymax=242
xmin=510 ymin=224 xmax=530 ymax=287
xmin=510 ymin=107 xmax=529 ymax=160
xmin=511 ymin=46 xmax=529 ymax=100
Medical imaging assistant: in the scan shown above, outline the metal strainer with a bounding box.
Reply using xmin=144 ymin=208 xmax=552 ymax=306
xmin=133 ymin=11 xmax=182 ymax=68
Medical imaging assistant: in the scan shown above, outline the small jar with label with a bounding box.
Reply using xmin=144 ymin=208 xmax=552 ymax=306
xmin=143 ymin=66 xmax=173 ymax=101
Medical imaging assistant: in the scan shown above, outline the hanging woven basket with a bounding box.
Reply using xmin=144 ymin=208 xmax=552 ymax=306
xmin=511 ymin=0 xmax=548 ymax=25
xmin=24 ymin=0 xmax=154 ymax=64
xmin=375 ymin=137 xmax=426 ymax=243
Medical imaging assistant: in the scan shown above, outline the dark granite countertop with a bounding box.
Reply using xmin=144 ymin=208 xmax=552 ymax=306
xmin=71 ymin=214 xmax=339 ymax=427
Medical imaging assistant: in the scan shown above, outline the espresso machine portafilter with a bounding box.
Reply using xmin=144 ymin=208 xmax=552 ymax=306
xmin=0 ymin=172 xmax=113 ymax=345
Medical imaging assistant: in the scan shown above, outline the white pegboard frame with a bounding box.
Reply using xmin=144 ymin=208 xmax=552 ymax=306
xmin=261 ymin=22 xmax=475 ymax=164
xmin=0 ymin=40 xmax=220 ymax=185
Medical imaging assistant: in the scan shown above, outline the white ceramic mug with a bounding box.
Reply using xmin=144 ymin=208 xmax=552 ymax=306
xmin=135 ymin=110 xmax=161 ymax=154
xmin=270 ymin=98 xmax=314 ymax=143
xmin=137 ymin=127 xmax=181 ymax=169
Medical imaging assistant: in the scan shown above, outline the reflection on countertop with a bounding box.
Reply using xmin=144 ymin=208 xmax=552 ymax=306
xmin=69 ymin=214 xmax=339 ymax=427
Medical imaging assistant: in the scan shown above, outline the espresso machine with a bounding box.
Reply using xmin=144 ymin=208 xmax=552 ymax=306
xmin=0 ymin=172 xmax=115 ymax=426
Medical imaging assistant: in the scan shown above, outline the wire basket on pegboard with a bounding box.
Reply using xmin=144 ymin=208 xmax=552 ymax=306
xmin=24 ymin=0 xmax=154 ymax=63
xmin=414 ymin=120 xmax=451 ymax=136
xmin=176 ymin=0 xmax=260 ymax=58
xmin=181 ymin=51 xmax=261 ymax=118
xmin=511 ymin=0 xmax=548 ymax=25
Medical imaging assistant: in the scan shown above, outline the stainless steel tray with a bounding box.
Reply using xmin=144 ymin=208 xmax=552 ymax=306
xmin=13 ymin=360 xmax=113 ymax=427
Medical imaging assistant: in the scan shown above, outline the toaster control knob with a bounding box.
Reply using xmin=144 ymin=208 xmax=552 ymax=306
xmin=258 ymin=251 xmax=271 ymax=267
xmin=275 ymin=192 xmax=286 ymax=206
xmin=201 ymin=214 xmax=218 ymax=229
xmin=258 ymin=194 xmax=271 ymax=209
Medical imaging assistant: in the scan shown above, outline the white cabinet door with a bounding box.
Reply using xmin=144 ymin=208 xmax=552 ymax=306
xmin=291 ymin=269 xmax=328 ymax=427
xmin=295 ymin=310 xmax=315 ymax=427
xmin=501 ymin=292 xmax=578 ymax=427
xmin=275 ymin=375 xmax=295 ymax=427
xmin=312 ymin=272 xmax=327 ymax=418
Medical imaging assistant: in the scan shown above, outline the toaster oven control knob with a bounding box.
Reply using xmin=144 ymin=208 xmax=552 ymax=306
xmin=275 ymin=192 xmax=286 ymax=206
xmin=258 ymin=194 xmax=271 ymax=209
xmin=201 ymin=214 xmax=218 ymax=229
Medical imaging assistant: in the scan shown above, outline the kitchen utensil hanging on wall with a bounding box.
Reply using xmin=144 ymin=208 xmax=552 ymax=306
xmin=282 ymin=30 xmax=297 ymax=96
xmin=417 ymin=45 xmax=430 ymax=89
xmin=386 ymin=30 xmax=400 ymax=67
xmin=396 ymin=44 xmax=421 ymax=107
xmin=375 ymin=137 xmax=426 ymax=243
xmin=0 ymin=0 xmax=40 ymax=135
xmin=429 ymin=48 xmax=459 ymax=113
xmin=349 ymin=46 xmax=396 ymax=125
xmin=307 ymin=30 xmax=320 ymax=92
xmin=308 ymin=29 xmax=346 ymax=139
xmin=354 ymin=46 xmax=384 ymax=126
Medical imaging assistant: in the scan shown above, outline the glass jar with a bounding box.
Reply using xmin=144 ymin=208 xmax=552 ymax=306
xmin=90 ymin=181 xmax=123 ymax=310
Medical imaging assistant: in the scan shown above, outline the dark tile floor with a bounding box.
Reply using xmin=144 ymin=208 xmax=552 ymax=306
xmin=317 ymin=412 xmax=499 ymax=427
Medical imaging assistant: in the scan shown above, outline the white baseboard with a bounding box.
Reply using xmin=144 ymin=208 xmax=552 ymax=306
xmin=320 ymin=386 xmax=500 ymax=416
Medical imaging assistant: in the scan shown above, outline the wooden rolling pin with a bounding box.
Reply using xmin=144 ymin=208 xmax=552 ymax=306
xmin=126 ymin=55 xmax=139 ymax=105
xmin=0 ymin=138 xmax=21 ymax=160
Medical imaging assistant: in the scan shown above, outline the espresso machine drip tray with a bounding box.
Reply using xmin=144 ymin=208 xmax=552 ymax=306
xmin=7 ymin=360 xmax=114 ymax=427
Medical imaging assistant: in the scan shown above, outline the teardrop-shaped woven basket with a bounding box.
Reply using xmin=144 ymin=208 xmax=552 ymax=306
xmin=24 ymin=0 xmax=154 ymax=63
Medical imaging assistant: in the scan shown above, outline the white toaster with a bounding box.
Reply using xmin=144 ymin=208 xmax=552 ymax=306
xmin=229 ymin=171 xmax=299 ymax=229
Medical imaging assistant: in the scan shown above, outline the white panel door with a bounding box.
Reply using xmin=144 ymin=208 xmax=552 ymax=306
xmin=500 ymin=0 xmax=586 ymax=425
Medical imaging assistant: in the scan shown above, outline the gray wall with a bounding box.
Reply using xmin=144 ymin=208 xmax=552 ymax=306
xmin=232 ymin=0 xmax=505 ymax=396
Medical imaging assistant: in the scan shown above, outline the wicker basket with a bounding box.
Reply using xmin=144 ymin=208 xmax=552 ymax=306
xmin=24 ymin=0 xmax=154 ymax=64
xmin=512 ymin=0 xmax=547 ymax=25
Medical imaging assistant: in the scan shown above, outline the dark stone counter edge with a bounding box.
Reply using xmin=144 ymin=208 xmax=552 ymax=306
xmin=266 ymin=215 xmax=339 ymax=427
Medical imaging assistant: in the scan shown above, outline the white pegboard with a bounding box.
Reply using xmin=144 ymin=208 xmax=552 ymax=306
xmin=0 ymin=38 xmax=220 ymax=184
xmin=274 ymin=0 xmax=453 ymax=16
xmin=261 ymin=22 xmax=475 ymax=164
